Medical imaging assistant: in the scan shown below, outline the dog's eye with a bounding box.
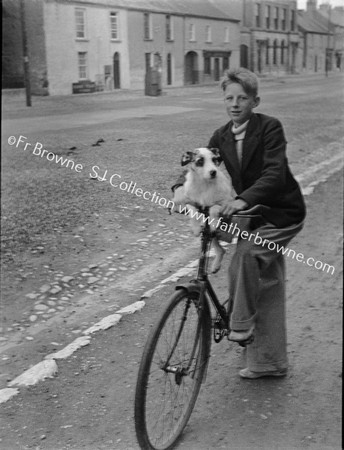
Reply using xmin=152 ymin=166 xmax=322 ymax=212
xmin=195 ymin=157 xmax=204 ymax=167
xmin=212 ymin=157 xmax=221 ymax=166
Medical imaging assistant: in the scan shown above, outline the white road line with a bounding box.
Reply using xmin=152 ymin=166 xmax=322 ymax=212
xmin=0 ymin=155 xmax=342 ymax=403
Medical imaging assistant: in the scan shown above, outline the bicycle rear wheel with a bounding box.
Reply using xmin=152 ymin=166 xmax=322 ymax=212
xmin=135 ymin=288 xmax=211 ymax=450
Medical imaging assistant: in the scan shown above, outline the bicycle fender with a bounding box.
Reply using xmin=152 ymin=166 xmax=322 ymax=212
xmin=175 ymin=281 xmax=201 ymax=295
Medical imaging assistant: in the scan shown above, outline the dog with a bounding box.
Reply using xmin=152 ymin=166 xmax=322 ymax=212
xmin=172 ymin=147 xmax=235 ymax=273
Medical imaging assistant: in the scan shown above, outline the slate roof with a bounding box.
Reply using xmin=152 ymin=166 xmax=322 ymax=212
xmin=298 ymin=10 xmax=334 ymax=34
xmin=63 ymin=0 xmax=240 ymax=21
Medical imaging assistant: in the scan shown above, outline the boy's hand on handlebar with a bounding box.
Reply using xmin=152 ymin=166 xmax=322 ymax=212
xmin=222 ymin=199 xmax=248 ymax=216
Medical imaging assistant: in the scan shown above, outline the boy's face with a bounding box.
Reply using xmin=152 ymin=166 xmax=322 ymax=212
xmin=224 ymin=83 xmax=260 ymax=126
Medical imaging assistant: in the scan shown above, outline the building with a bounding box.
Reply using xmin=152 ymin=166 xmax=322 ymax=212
xmin=238 ymin=0 xmax=299 ymax=75
xmin=318 ymin=2 xmax=344 ymax=70
xmin=2 ymin=0 xmax=241 ymax=96
xmin=298 ymin=0 xmax=336 ymax=73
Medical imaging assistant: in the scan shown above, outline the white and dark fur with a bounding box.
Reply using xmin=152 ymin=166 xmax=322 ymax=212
xmin=173 ymin=147 xmax=235 ymax=273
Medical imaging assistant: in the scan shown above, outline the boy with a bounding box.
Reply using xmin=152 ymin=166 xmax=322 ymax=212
xmin=173 ymin=68 xmax=306 ymax=378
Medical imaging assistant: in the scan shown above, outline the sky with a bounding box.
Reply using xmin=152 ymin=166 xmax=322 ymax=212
xmin=297 ymin=0 xmax=344 ymax=9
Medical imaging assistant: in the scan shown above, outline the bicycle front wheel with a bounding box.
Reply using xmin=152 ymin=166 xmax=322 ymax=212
xmin=135 ymin=288 xmax=211 ymax=450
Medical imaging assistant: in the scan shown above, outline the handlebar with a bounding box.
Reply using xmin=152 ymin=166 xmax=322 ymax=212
xmin=234 ymin=204 xmax=271 ymax=217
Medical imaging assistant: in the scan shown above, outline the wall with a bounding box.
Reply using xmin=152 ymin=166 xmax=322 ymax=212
xmin=184 ymin=16 xmax=240 ymax=83
xmin=43 ymin=1 xmax=130 ymax=95
xmin=127 ymin=10 xmax=185 ymax=90
xmin=2 ymin=0 xmax=47 ymax=93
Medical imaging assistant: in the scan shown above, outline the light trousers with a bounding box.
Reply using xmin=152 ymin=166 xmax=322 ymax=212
xmin=228 ymin=221 xmax=304 ymax=372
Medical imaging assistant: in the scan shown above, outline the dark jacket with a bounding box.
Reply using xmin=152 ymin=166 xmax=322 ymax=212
xmin=174 ymin=113 xmax=306 ymax=228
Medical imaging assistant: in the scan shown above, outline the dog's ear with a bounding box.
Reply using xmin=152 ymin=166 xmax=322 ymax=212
xmin=209 ymin=148 xmax=220 ymax=158
xmin=209 ymin=148 xmax=222 ymax=165
xmin=181 ymin=151 xmax=195 ymax=166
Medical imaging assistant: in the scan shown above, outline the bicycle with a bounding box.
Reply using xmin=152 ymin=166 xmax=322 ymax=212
xmin=134 ymin=205 xmax=267 ymax=450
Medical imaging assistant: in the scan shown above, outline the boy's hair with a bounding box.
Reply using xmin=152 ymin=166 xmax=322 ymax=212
xmin=220 ymin=68 xmax=259 ymax=97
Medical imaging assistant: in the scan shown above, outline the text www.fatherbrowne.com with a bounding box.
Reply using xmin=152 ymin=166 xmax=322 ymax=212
xmin=9 ymin=135 xmax=335 ymax=276
xmin=179 ymin=205 xmax=335 ymax=276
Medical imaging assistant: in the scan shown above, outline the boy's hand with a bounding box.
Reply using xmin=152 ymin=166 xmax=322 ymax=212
xmin=222 ymin=198 xmax=248 ymax=216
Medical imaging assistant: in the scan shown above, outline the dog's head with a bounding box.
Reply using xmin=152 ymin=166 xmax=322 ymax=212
xmin=181 ymin=148 xmax=222 ymax=180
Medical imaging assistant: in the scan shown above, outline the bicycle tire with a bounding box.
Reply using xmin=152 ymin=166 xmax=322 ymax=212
xmin=135 ymin=288 xmax=211 ymax=450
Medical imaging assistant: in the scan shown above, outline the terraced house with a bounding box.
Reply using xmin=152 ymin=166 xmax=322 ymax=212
xmin=2 ymin=0 xmax=241 ymax=96
xmin=2 ymin=0 xmax=342 ymax=96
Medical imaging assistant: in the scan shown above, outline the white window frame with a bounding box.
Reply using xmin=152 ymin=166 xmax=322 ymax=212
xmin=144 ymin=12 xmax=153 ymax=40
xmin=224 ymin=26 xmax=230 ymax=43
xmin=75 ymin=8 xmax=87 ymax=39
xmin=166 ymin=15 xmax=174 ymax=41
xmin=110 ymin=11 xmax=119 ymax=40
xmin=78 ymin=52 xmax=88 ymax=79
xmin=206 ymin=25 xmax=212 ymax=43
xmin=189 ymin=23 xmax=195 ymax=42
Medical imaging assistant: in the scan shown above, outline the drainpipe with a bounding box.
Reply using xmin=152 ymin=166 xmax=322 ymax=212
xmin=20 ymin=0 xmax=31 ymax=106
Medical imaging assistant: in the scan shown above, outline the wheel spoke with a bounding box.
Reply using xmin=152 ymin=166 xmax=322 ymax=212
xmin=135 ymin=290 xmax=210 ymax=449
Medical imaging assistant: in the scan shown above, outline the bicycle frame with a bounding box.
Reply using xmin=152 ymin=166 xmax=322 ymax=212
xmin=176 ymin=207 xmax=230 ymax=339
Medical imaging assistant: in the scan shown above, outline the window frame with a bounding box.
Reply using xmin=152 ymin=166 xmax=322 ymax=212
xmin=205 ymin=25 xmax=212 ymax=43
xmin=166 ymin=14 xmax=174 ymax=41
xmin=255 ymin=3 xmax=261 ymax=28
xmin=144 ymin=12 xmax=153 ymax=40
xmin=281 ymin=8 xmax=287 ymax=31
xmin=189 ymin=23 xmax=195 ymax=42
xmin=110 ymin=11 xmax=120 ymax=40
xmin=274 ymin=7 xmax=279 ymax=30
xmin=78 ymin=51 xmax=88 ymax=79
xmin=224 ymin=26 xmax=230 ymax=43
xmin=75 ymin=7 xmax=87 ymax=40
xmin=266 ymin=5 xmax=271 ymax=29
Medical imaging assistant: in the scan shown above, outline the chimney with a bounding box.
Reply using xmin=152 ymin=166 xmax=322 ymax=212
xmin=307 ymin=0 xmax=317 ymax=12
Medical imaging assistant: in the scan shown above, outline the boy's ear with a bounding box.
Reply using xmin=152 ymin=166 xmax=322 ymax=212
xmin=253 ymin=96 xmax=261 ymax=108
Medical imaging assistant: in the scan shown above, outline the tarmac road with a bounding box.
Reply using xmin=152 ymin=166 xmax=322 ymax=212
xmin=0 ymin=73 xmax=343 ymax=449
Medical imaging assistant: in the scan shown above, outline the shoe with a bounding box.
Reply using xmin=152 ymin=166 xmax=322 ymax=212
xmin=239 ymin=368 xmax=287 ymax=379
xmin=228 ymin=325 xmax=254 ymax=343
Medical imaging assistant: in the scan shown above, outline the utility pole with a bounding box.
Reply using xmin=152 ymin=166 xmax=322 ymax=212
xmin=20 ymin=0 xmax=32 ymax=106
xmin=325 ymin=4 xmax=331 ymax=77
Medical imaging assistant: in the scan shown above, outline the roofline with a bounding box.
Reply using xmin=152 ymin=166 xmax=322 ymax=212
xmin=51 ymin=0 xmax=241 ymax=23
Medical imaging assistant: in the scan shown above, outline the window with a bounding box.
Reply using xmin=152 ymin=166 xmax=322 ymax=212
xmin=273 ymin=40 xmax=278 ymax=64
xmin=110 ymin=12 xmax=119 ymax=40
xmin=291 ymin=10 xmax=295 ymax=31
xmin=78 ymin=52 xmax=88 ymax=79
xmin=255 ymin=3 xmax=261 ymax=28
xmin=75 ymin=8 xmax=86 ymax=39
xmin=266 ymin=39 xmax=269 ymax=64
xmin=224 ymin=26 xmax=230 ymax=43
xmin=189 ymin=23 xmax=195 ymax=41
xmin=144 ymin=13 xmax=152 ymax=40
xmin=281 ymin=40 xmax=285 ymax=64
xmin=204 ymin=56 xmax=211 ymax=75
xmin=166 ymin=15 xmax=173 ymax=41
xmin=274 ymin=7 xmax=279 ymax=30
xmin=282 ymin=8 xmax=287 ymax=30
xmin=206 ymin=25 xmax=212 ymax=42
xmin=266 ymin=5 xmax=270 ymax=29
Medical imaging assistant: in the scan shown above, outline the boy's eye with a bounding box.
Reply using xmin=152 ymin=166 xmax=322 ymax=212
xmin=195 ymin=157 xmax=204 ymax=167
